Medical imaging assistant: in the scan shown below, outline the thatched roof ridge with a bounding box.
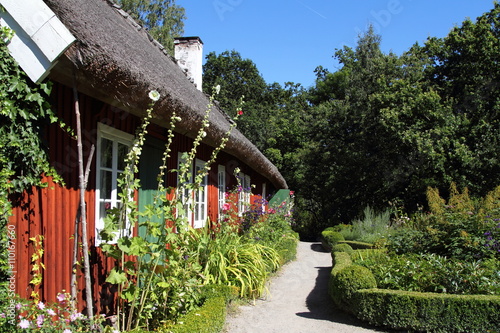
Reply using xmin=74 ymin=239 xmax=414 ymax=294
xmin=44 ymin=0 xmax=287 ymax=189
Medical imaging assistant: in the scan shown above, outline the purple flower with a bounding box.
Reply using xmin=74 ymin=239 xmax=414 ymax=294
xmin=47 ymin=308 xmax=56 ymax=316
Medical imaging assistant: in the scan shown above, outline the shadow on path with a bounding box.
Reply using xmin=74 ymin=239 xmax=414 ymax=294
xmin=296 ymin=265 xmax=390 ymax=332
xmin=310 ymin=243 xmax=326 ymax=253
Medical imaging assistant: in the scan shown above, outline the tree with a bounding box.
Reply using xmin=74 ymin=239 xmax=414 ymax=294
xmin=423 ymin=3 xmax=500 ymax=194
xmin=299 ymin=26 xmax=470 ymax=231
xmin=116 ymin=0 xmax=186 ymax=54
xmin=203 ymin=50 xmax=270 ymax=149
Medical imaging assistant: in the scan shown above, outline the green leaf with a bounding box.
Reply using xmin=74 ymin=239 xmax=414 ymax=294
xmin=106 ymin=268 xmax=128 ymax=285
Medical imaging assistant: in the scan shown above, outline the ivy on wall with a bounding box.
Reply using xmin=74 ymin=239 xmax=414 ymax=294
xmin=0 ymin=26 xmax=65 ymax=301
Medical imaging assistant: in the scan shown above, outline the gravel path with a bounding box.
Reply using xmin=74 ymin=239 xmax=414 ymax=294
xmin=223 ymin=241 xmax=388 ymax=333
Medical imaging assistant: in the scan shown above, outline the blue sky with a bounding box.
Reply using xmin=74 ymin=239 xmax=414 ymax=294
xmin=177 ymin=0 xmax=496 ymax=88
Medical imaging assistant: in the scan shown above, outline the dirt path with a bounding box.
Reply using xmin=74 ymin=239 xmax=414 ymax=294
xmin=223 ymin=241 xmax=388 ymax=333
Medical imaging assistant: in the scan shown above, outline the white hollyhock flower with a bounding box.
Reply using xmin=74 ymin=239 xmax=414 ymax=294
xmin=148 ymin=90 xmax=160 ymax=102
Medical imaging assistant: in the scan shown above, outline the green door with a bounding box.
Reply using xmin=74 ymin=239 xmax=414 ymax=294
xmin=138 ymin=136 xmax=166 ymax=242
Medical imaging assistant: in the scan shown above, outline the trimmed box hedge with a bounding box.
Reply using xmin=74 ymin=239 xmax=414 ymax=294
xmin=351 ymin=289 xmax=500 ymax=333
xmin=329 ymin=250 xmax=500 ymax=332
xmin=321 ymin=230 xmax=344 ymax=251
xmin=337 ymin=240 xmax=374 ymax=249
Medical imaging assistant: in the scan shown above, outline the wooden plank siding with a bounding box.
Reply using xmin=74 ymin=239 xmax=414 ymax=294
xmin=9 ymin=82 xmax=277 ymax=314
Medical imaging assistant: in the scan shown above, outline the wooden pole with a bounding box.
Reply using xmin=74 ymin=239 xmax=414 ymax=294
xmin=73 ymin=78 xmax=94 ymax=318
xmin=71 ymin=145 xmax=94 ymax=305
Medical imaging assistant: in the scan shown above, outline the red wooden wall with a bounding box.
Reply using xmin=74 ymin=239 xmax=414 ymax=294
xmin=8 ymin=82 xmax=275 ymax=315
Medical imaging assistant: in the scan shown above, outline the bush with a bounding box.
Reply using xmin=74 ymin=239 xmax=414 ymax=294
xmin=332 ymin=243 xmax=354 ymax=254
xmin=351 ymin=289 xmax=500 ymax=333
xmin=275 ymin=233 xmax=299 ymax=264
xmin=321 ymin=230 xmax=344 ymax=251
xmin=157 ymin=285 xmax=237 ymax=333
xmin=330 ymin=265 xmax=377 ymax=308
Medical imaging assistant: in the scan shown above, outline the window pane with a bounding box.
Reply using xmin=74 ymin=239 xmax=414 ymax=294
xmin=117 ymin=142 xmax=129 ymax=170
xmin=100 ymin=170 xmax=112 ymax=199
xmin=99 ymin=201 xmax=111 ymax=220
xmin=101 ymin=138 xmax=113 ymax=168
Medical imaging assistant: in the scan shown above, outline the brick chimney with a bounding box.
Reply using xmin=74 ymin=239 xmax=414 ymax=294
xmin=174 ymin=36 xmax=203 ymax=91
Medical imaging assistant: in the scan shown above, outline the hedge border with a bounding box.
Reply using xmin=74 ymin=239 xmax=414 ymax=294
xmin=329 ymin=250 xmax=500 ymax=332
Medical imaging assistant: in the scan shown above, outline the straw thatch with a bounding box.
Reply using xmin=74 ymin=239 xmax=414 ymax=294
xmin=45 ymin=0 xmax=287 ymax=189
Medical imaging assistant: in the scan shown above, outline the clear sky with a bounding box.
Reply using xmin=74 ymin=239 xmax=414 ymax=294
xmin=177 ymin=0 xmax=496 ymax=88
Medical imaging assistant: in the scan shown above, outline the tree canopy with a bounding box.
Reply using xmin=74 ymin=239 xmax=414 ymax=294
xmin=116 ymin=0 xmax=186 ymax=54
xmin=203 ymin=5 xmax=500 ymax=238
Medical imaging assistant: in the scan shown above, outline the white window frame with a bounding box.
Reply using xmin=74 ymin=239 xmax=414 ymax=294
xmin=193 ymin=159 xmax=208 ymax=228
xmin=177 ymin=152 xmax=193 ymax=226
xmin=218 ymin=165 xmax=226 ymax=218
xmin=176 ymin=153 xmax=208 ymax=229
xmin=238 ymin=172 xmax=251 ymax=214
xmin=261 ymin=182 xmax=267 ymax=211
xmin=95 ymin=123 xmax=134 ymax=245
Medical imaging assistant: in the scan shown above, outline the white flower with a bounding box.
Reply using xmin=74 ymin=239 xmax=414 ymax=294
xmin=148 ymin=90 xmax=160 ymax=102
xmin=215 ymin=85 xmax=221 ymax=94
xmin=201 ymin=131 xmax=207 ymax=138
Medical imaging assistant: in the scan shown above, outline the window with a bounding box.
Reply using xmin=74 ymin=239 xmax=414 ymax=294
xmin=176 ymin=153 xmax=208 ymax=229
xmin=238 ymin=172 xmax=251 ymax=214
xmin=261 ymin=182 xmax=267 ymax=210
xmin=218 ymin=165 xmax=226 ymax=217
xmin=95 ymin=124 xmax=133 ymax=245
xmin=193 ymin=159 xmax=208 ymax=228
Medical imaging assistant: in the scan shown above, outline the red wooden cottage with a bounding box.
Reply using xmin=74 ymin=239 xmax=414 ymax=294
xmin=4 ymin=0 xmax=287 ymax=314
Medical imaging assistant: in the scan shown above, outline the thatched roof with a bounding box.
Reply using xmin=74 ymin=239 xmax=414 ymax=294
xmin=44 ymin=0 xmax=287 ymax=189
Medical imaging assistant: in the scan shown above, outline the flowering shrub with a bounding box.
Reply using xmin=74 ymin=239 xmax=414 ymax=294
xmin=0 ymin=292 xmax=104 ymax=332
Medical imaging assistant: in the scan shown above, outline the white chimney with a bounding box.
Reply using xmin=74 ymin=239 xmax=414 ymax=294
xmin=174 ymin=37 xmax=203 ymax=91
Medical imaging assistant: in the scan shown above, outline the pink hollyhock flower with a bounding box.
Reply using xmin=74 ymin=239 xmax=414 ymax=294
xmin=222 ymin=203 xmax=230 ymax=211
xmin=36 ymin=314 xmax=44 ymax=327
xmin=37 ymin=302 xmax=45 ymax=310
xmin=70 ymin=312 xmax=83 ymax=321
xmin=47 ymin=309 xmax=56 ymax=316
xmin=57 ymin=293 xmax=66 ymax=302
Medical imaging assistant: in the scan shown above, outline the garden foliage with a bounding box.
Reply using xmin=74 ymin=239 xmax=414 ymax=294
xmin=96 ymin=88 xmax=297 ymax=332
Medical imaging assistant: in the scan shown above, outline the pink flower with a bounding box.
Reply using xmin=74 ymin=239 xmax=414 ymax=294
xmin=37 ymin=302 xmax=45 ymax=310
xmin=63 ymin=329 xmax=72 ymax=333
xmin=15 ymin=303 xmax=22 ymax=310
xmin=47 ymin=309 xmax=56 ymax=316
xmin=289 ymin=191 xmax=294 ymax=196
xmin=70 ymin=312 xmax=83 ymax=321
xmin=57 ymin=293 xmax=66 ymax=302
xmin=19 ymin=319 xmax=30 ymax=329
xmin=36 ymin=314 xmax=44 ymax=327
xmin=222 ymin=203 xmax=230 ymax=211
xmin=238 ymin=110 xmax=243 ymax=116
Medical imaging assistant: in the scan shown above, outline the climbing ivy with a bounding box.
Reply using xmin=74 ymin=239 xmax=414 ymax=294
xmin=0 ymin=26 xmax=65 ymax=306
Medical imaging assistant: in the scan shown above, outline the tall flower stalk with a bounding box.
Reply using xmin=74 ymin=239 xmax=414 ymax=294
xmin=100 ymin=87 xmax=244 ymax=331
